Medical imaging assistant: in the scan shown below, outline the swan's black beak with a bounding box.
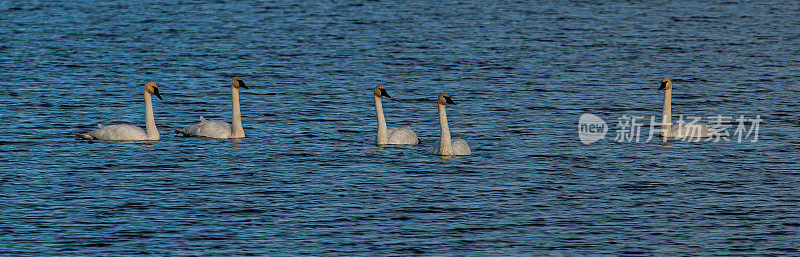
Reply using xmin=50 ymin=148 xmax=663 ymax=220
xmin=238 ymin=79 xmax=249 ymax=89
xmin=658 ymin=81 xmax=667 ymax=91
xmin=379 ymin=87 xmax=390 ymax=98
xmin=445 ymin=95 xmax=455 ymax=105
xmin=153 ymin=87 xmax=163 ymax=100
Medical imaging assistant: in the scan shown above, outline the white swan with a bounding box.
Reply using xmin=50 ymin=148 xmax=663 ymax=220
xmin=659 ymin=77 xmax=717 ymax=140
xmin=433 ymin=92 xmax=471 ymax=156
xmin=177 ymin=77 xmax=249 ymax=139
xmin=374 ymin=85 xmax=420 ymax=146
xmin=76 ymin=81 xmax=162 ymax=141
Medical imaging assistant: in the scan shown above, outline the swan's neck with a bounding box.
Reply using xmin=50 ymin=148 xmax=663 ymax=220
xmin=438 ymin=104 xmax=453 ymax=155
xmin=143 ymin=91 xmax=159 ymax=140
xmin=375 ymin=96 xmax=388 ymax=145
xmin=231 ymin=86 xmax=245 ymax=138
xmin=661 ymin=87 xmax=672 ymax=139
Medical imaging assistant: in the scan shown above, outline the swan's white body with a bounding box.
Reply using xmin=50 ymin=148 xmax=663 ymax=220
xmin=659 ymin=78 xmax=718 ymax=140
xmin=434 ymin=93 xmax=470 ymax=156
xmin=433 ymin=138 xmax=471 ymax=156
xmin=82 ymin=124 xmax=154 ymax=141
xmin=179 ymin=116 xmax=238 ymax=139
xmin=382 ymin=127 xmax=419 ymax=145
xmin=663 ymin=123 xmax=716 ymax=139
xmin=374 ymin=86 xmax=419 ymax=145
xmin=76 ymin=81 xmax=162 ymax=141
xmin=177 ymin=77 xmax=247 ymax=139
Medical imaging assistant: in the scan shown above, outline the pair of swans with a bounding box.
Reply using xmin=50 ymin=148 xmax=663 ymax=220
xmin=77 ymin=77 xmax=249 ymax=141
xmin=373 ymin=86 xmax=471 ymax=156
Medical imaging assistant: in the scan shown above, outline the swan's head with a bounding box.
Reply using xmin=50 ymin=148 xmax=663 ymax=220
xmin=232 ymin=77 xmax=249 ymax=89
xmin=438 ymin=92 xmax=455 ymax=105
xmin=658 ymin=77 xmax=672 ymax=91
xmin=374 ymin=85 xmax=390 ymax=98
xmin=144 ymin=81 xmax=162 ymax=100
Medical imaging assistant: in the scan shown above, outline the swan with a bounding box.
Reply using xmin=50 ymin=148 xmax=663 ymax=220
xmin=433 ymin=92 xmax=471 ymax=156
xmin=659 ymin=77 xmax=717 ymax=140
xmin=176 ymin=77 xmax=249 ymax=139
xmin=373 ymin=85 xmax=420 ymax=146
xmin=76 ymin=81 xmax=163 ymax=141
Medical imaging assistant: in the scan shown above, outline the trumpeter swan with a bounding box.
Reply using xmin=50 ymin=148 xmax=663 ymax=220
xmin=176 ymin=77 xmax=249 ymax=139
xmin=374 ymin=85 xmax=420 ymax=146
xmin=433 ymin=92 xmax=470 ymax=155
xmin=659 ymin=77 xmax=717 ymax=140
xmin=76 ymin=81 xmax=163 ymax=141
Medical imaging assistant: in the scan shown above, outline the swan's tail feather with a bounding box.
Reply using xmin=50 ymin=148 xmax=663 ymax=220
xmin=97 ymin=124 xmax=104 ymax=129
xmin=174 ymin=129 xmax=191 ymax=136
xmin=199 ymin=116 xmax=206 ymax=121
xmin=75 ymin=133 xmax=93 ymax=140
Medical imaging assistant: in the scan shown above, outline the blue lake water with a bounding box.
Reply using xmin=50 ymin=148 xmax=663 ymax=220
xmin=1 ymin=1 xmax=799 ymax=255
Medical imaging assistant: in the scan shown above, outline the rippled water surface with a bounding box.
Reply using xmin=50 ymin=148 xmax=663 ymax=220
xmin=1 ymin=1 xmax=799 ymax=255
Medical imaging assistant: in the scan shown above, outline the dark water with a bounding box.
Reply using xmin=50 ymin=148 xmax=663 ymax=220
xmin=1 ymin=1 xmax=799 ymax=255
